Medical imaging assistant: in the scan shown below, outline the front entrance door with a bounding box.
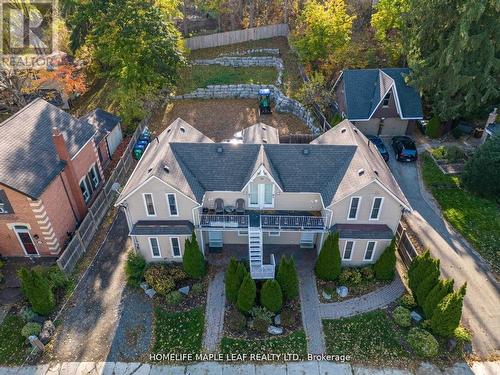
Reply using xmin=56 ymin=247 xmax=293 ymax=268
xmin=14 ymin=226 xmax=38 ymax=255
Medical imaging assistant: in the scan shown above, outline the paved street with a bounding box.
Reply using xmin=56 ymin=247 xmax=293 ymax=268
xmin=1 ymin=360 xmax=495 ymax=375
xmin=386 ymin=151 xmax=500 ymax=358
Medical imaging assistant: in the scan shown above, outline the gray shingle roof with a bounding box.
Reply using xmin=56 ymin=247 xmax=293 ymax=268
xmin=117 ymin=119 xmax=411 ymax=211
xmin=79 ymin=108 xmax=121 ymax=144
xmin=241 ymin=123 xmax=280 ymax=144
xmin=341 ymin=68 xmax=423 ymax=120
xmin=130 ymin=220 xmax=194 ymax=236
xmin=330 ymin=223 xmax=394 ymax=239
xmin=0 ymin=99 xmax=97 ymax=198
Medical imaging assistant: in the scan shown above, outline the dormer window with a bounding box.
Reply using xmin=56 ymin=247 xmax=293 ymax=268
xmin=382 ymin=92 xmax=391 ymax=107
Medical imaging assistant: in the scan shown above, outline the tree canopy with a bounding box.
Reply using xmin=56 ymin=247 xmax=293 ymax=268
xmin=404 ymin=0 xmax=500 ymax=120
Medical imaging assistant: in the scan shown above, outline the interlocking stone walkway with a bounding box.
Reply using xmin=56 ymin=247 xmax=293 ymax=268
xmin=0 ymin=360 xmax=484 ymax=375
xmin=202 ymin=270 xmax=226 ymax=352
xmin=298 ymin=267 xmax=326 ymax=355
xmin=319 ymin=276 xmax=405 ymax=319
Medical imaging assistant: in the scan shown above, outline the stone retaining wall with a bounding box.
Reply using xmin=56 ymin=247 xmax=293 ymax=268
xmin=219 ymin=48 xmax=280 ymax=56
xmin=173 ymin=84 xmax=319 ymax=134
xmin=193 ymin=56 xmax=284 ymax=86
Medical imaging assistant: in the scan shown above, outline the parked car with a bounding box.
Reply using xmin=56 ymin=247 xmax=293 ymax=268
xmin=391 ymin=136 xmax=418 ymax=162
xmin=367 ymin=135 xmax=389 ymax=162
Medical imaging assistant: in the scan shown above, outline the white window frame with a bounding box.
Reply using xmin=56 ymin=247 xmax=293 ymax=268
xmin=248 ymin=184 xmax=259 ymax=207
xmin=149 ymin=237 xmax=161 ymax=258
xmin=268 ymin=231 xmax=280 ymax=237
xmin=369 ymin=197 xmax=384 ymax=221
xmin=14 ymin=225 xmax=39 ymax=256
xmin=143 ymin=193 xmax=156 ymax=217
xmin=363 ymin=241 xmax=377 ymax=261
xmin=343 ymin=240 xmax=355 ymax=261
xmin=89 ymin=164 xmax=100 ymax=188
xmin=347 ymin=197 xmax=361 ymax=220
xmin=80 ymin=177 xmax=91 ymax=203
xmin=166 ymin=193 xmax=179 ymax=217
xmin=263 ymin=183 xmax=274 ymax=208
xmin=170 ymin=237 xmax=181 ymax=258
xmin=238 ymin=230 xmax=248 ymax=236
xmin=382 ymin=92 xmax=391 ymax=107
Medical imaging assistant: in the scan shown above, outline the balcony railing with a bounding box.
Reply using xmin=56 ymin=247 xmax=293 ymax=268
xmin=260 ymin=215 xmax=325 ymax=230
xmin=251 ymin=253 xmax=275 ymax=279
xmin=199 ymin=214 xmax=249 ymax=228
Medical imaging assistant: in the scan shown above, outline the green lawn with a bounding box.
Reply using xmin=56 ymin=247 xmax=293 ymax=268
xmin=176 ymin=65 xmax=277 ymax=95
xmin=323 ymin=310 xmax=409 ymax=366
xmin=421 ymin=152 xmax=500 ymax=272
xmin=0 ymin=315 xmax=28 ymax=365
xmin=153 ymin=307 xmax=204 ymax=355
xmin=220 ymin=330 xmax=307 ymax=359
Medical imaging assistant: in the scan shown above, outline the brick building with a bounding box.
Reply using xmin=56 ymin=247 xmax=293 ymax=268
xmin=0 ymin=99 xmax=120 ymax=257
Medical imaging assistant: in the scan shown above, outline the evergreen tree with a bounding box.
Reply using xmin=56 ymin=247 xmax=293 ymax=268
xmin=415 ymin=259 xmax=440 ymax=307
xmin=18 ymin=267 xmax=55 ymax=316
xmin=373 ymin=239 xmax=397 ymax=280
xmin=462 ymin=137 xmax=500 ymax=199
xmin=423 ymin=279 xmax=454 ymax=319
xmin=225 ymin=257 xmax=240 ymax=304
xmin=315 ymin=232 xmax=341 ymax=281
xmin=431 ymin=283 xmax=467 ymax=337
xmin=260 ymin=280 xmax=283 ymax=313
xmin=404 ymin=0 xmax=499 ymax=120
xmin=236 ymin=274 xmax=256 ymax=314
xmin=236 ymin=262 xmax=248 ymax=284
xmin=285 ymin=257 xmax=299 ymax=300
xmin=182 ymin=232 xmax=206 ymax=278
xmin=276 ymin=255 xmax=288 ymax=296
xmin=408 ymin=250 xmax=435 ymax=297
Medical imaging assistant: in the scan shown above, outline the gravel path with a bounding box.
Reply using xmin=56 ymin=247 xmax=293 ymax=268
xmin=298 ymin=266 xmax=326 ymax=355
xmin=319 ymin=276 xmax=405 ymax=319
xmin=202 ymin=270 xmax=225 ymax=353
xmin=43 ymin=211 xmax=130 ymax=362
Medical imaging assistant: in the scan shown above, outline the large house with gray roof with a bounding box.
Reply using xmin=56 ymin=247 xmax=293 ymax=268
xmin=333 ymin=68 xmax=423 ymax=136
xmin=116 ymin=118 xmax=411 ymax=279
xmin=0 ymin=99 xmax=121 ymax=257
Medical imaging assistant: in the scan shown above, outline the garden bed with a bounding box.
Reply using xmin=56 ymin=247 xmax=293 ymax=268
xmin=316 ymin=266 xmax=389 ymax=303
xmin=0 ymin=310 xmax=28 ymax=365
xmin=421 ymin=152 xmax=500 ymax=272
xmin=176 ymin=65 xmax=277 ymax=95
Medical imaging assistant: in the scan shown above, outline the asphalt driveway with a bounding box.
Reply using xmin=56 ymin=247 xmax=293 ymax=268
xmin=386 ymin=147 xmax=500 ymax=358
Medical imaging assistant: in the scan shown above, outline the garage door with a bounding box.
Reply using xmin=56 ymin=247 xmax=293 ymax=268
xmin=353 ymin=120 xmax=379 ymax=135
xmin=380 ymin=118 xmax=408 ymax=136
xmin=106 ymin=125 xmax=123 ymax=156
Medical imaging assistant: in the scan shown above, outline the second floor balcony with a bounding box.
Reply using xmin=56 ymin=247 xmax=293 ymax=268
xmin=199 ymin=210 xmax=325 ymax=231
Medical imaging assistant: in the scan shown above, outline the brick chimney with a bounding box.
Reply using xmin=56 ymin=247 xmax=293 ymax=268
xmin=52 ymin=127 xmax=88 ymax=220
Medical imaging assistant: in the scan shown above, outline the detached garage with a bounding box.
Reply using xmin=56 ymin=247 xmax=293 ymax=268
xmin=80 ymin=109 xmax=123 ymax=167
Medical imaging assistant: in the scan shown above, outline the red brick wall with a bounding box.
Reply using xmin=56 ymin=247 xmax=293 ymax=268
xmin=97 ymin=139 xmax=110 ymax=167
xmin=72 ymin=140 xmax=102 ymax=183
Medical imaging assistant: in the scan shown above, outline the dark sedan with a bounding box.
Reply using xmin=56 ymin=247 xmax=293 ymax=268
xmin=367 ymin=135 xmax=389 ymax=162
xmin=391 ymin=136 xmax=418 ymax=162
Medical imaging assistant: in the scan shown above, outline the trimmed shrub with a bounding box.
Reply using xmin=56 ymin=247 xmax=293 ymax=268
xmin=226 ymin=309 xmax=246 ymax=333
xmin=191 ymin=282 xmax=203 ymax=296
xmin=250 ymin=306 xmax=273 ymax=333
xmin=338 ymin=268 xmax=352 ymax=285
xmin=276 ymin=256 xmax=299 ymax=300
xmin=392 ymin=306 xmax=411 ymax=327
xmin=21 ymin=322 xmax=42 ymax=338
xmin=260 ymin=280 xmax=283 ymax=313
xmin=20 ymin=307 xmax=38 ymax=322
xmin=431 ymin=283 xmax=467 ymax=337
xmin=374 ymin=239 xmax=397 ymax=281
xmin=400 ymin=293 xmax=417 ymax=309
xmin=407 ymin=328 xmax=439 ymax=358
xmin=236 ymin=274 xmax=256 ymax=314
xmin=182 ymin=232 xmax=206 ymax=278
xmin=349 ymin=268 xmax=362 ymax=285
xmin=18 ymin=267 xmax=55 ymax=316
xmin=454 ymin=326 xmax=472 ymax=343
xmin=144 ymin=265 xmax=175 ymax=295
xmin=236 ymin=262 xmax=248 ymax=284
xmin=361 ymin=266 xmax=374 ymax=281
xmin=165 ymin=291 xmax=183 ymax=306
xmin=166 ymin=266 xmax=188 ymax=282
xmin=125 ymin=251 xmax=146 ymax=287
xmin=422 ymin=279 xmax=454 ymax=318
xmin=415 ymin=261 xmax=440 ymax=307
xmin=408 ymin=251 xmax=435 ymax=298
xmin=225 ymin=258 xmax=246 ymax=304
xmin=42 ymin=266 xmax=69 ymax=289
xmin=315 ymin=232 xmax=341 ymax=281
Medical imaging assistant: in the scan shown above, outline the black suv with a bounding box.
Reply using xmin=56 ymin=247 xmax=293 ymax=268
xmin=391 ymin=136 xmax=417 ymax=162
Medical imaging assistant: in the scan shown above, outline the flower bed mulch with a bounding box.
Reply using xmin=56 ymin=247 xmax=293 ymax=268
xmin=316 ymin=278 xmax=391 ymax=303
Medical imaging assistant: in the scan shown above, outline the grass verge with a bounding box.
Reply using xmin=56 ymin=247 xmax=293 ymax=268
xmin=176 ymin=65 xmax=276 ymax=95
xmin=153 ymin=307 xmax=204 ymax=355
xmin=220 ymin=330 xmax=307 ymax=359
xmin=323 ymin=310 xmax=409 ymax=366
xmin=0 ymin=315 xmax=27 ymax=365
xmin=421 ymin=152 xmax=500 ymax=272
